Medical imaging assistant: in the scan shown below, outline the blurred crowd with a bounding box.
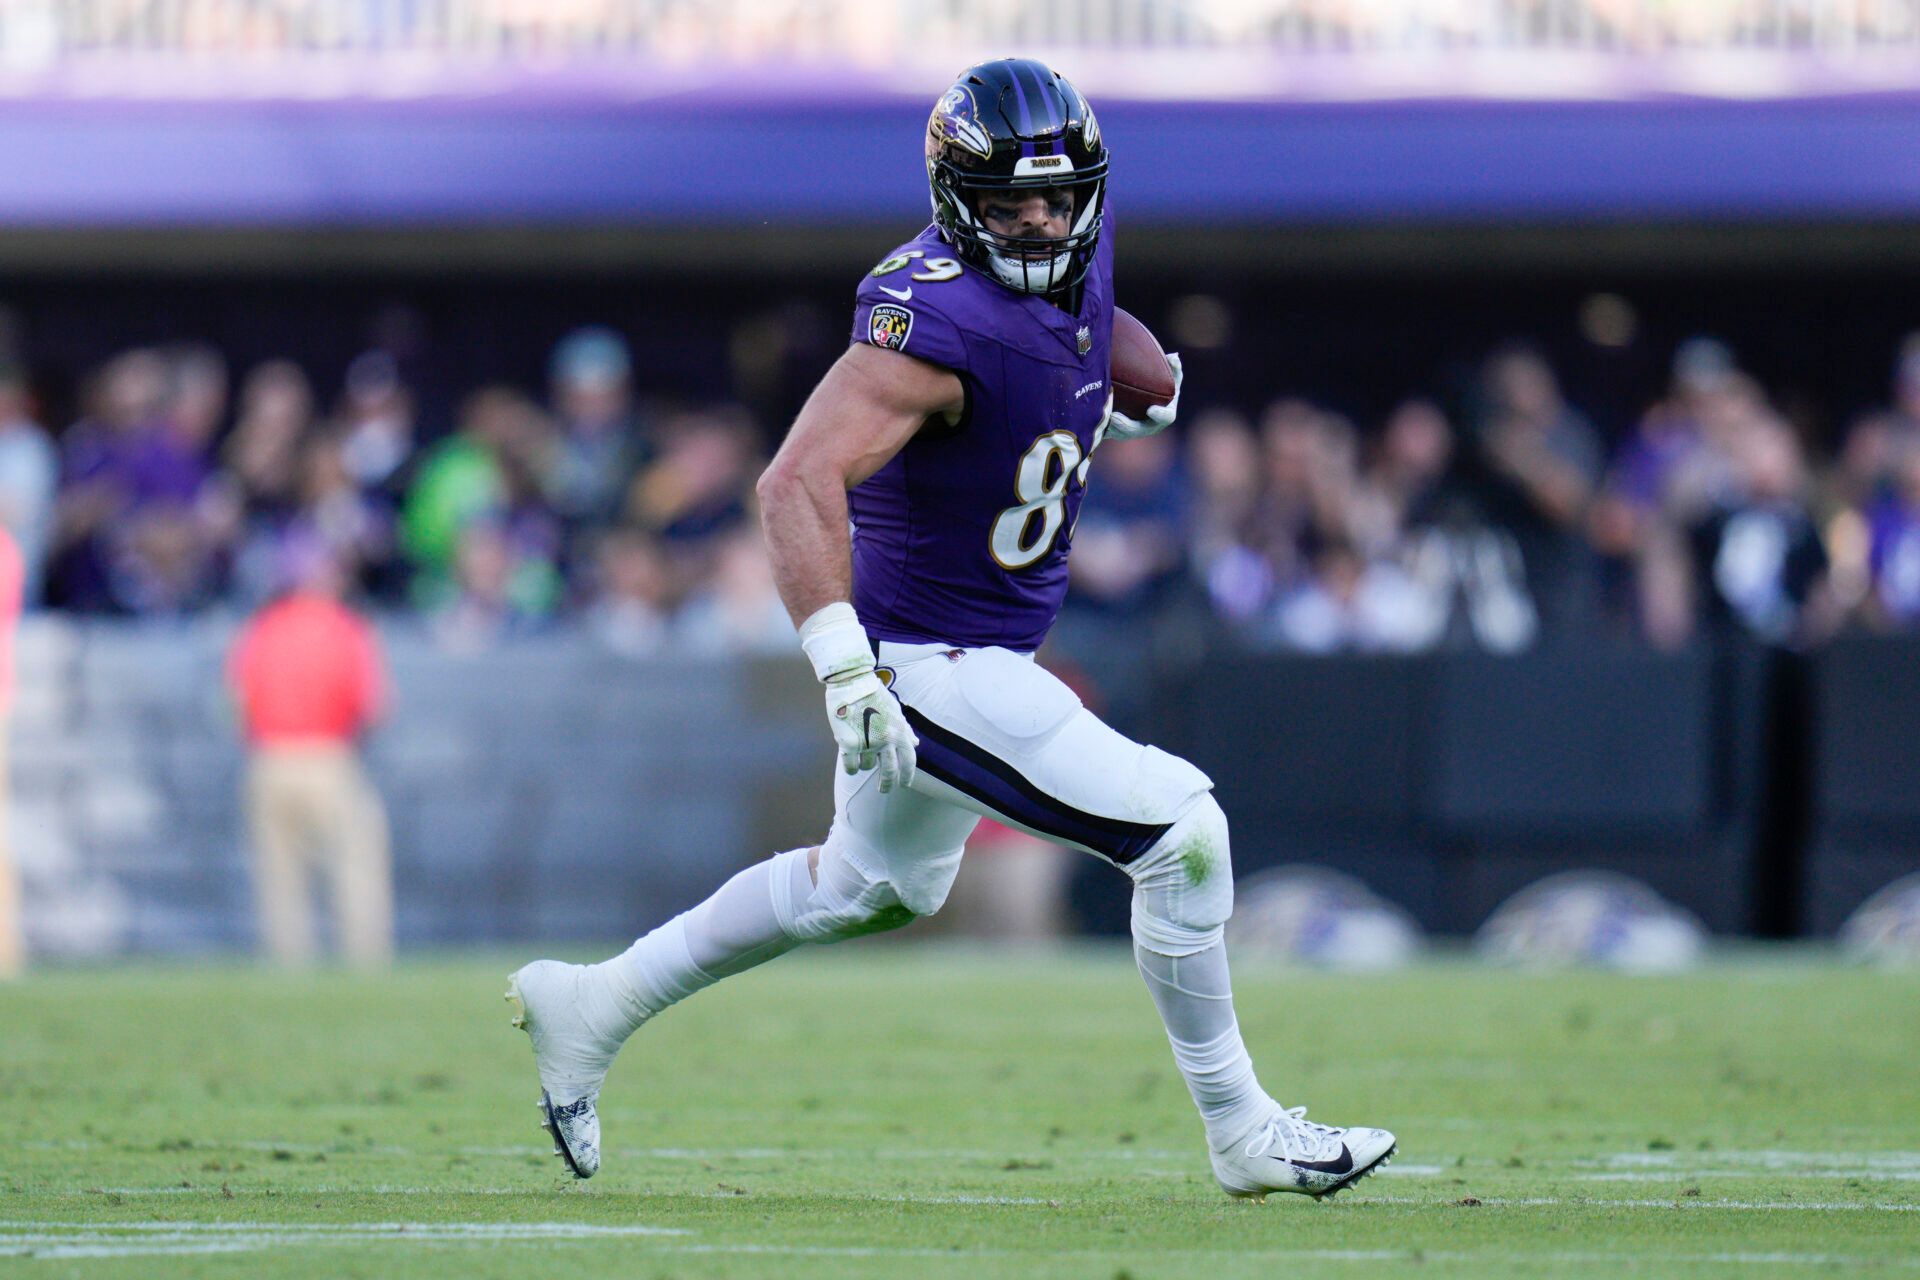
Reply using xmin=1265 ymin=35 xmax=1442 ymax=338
xmin=31 ymin=0 xmax=1918 ymax=58
xmin=0 ymin=329 xmax=784 ymax=656
xmin=6 ymin=322 xmax=1920 ymax=656
xmin=1110 ymin=334 xmax=1902 ymax=654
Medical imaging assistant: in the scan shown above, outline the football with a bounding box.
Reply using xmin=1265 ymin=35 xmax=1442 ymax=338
xmin=1110 ymin=307 xmax=1177 ymax=419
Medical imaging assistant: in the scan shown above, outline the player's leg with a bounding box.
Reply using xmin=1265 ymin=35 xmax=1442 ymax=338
xmin=506 ymin=847 xmax=813 ymax=1178
xmin=887 ymin=645 xmax=1395 ymax=1199
xmin=508 ymin=704 xmax=977 ymax=1178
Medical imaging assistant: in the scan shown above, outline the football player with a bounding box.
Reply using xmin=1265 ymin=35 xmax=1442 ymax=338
xmin=508 ymin=57 xmax=1396 ymax=1200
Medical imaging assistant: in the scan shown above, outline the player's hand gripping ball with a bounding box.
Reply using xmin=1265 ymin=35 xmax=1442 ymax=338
xmin=1106 ymin=307 xmax=1182 ymax=440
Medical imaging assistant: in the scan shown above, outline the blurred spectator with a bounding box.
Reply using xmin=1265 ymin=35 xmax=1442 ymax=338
xmin=584 ymin=525 xmax=674 ymax=658
xmin=1471 ymin=345 xmax=1604 ymax=636
xmin=1251 ymin=399 xmax=1359 ymax=587
xmin=223 ymin=360 xmax=321 ymax=606
xmin=675 ymin=527 xmax=794 ymax=653
xmin=235 ymin=430 xmax=401 ymax=608
xmin=50 ymin=349 xmax=169 ymax=608
xmin=334 ymin=350 xmax=418 ymax=503
xmin=1184 ymin=408 xmax=1267 ymax=619
xmin=1266 ymin=537 xmax=1440 ymax=654
xmin=429 ymin=517 xmax=556 ymax=652
xmin=1599 ymin=338 xmax=1749 ymax=533
xmin=222 ymin=359 xmax=312 ymax=520
xmin=1865 ymin=438 xmax=1920 ymax=630
xmin=1354 ymin=397 xmax=1539 ymax=653
xmin=402 ymin=385 xmax=562 ymax=614
xmin=0 ymin=364 xmax=56 ymax=606
xmin=228 ymin=546 xmax=391 ymax=968
xmin=0 ymin=526 xmax=19 ymax=977
xmin=400 ymin=389 xmax=501 ymax=585
xmin=52 ymin=347 xmax=226 ymax=614
xmin=299 ymin=430 xmax=398 ymax=588
xmin=1823 ymin=336 xmax=1920 ymax=623
xmin=1201 ymin=398 xmax=1362 ymax=626
xmin=167 ymin=344 xmax=229 ymax=448
xmin=545 ymin=327 xmax=648 ymax=534
xmin=1687 ymin=422 xmax=1834 ymax=647
xmin=1352 ymin=398 xmax=1455 ymax=559
xmin=627 ymin=406 xmax=760 ymax=591
xmin=1068 ymin=430 xmax=1186 ymax=616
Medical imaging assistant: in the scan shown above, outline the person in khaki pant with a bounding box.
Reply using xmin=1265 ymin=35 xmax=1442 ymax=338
xmin=228 ymin=550 xmax=391 ymax=967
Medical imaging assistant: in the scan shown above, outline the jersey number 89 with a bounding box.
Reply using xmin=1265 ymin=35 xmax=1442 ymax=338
xmin=990 ymin=430 xmax=1096 ymax=570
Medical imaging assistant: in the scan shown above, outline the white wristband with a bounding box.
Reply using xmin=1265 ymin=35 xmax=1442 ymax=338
xmin=798 ymin=601 xmax=874 ymax=684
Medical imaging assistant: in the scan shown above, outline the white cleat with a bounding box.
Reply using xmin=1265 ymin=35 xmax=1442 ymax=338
xmin=1210 ymin=1104 xmax=1397 ymax=1201
xmin=505 ymin=960 xmax=618 ymax=1179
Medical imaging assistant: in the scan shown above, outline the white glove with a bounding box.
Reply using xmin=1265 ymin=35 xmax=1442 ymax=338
xmin=798 ymin=602 xmax=918 ymax=793
xmin=1105 ymin=350 xmax=1183 ymax=441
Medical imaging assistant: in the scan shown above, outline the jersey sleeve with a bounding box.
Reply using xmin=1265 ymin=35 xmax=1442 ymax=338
xmin=850 ymin=252 xmax=973 ymax=376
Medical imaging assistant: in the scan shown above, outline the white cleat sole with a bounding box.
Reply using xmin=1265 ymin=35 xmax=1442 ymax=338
xmin=1225 ymin=1142 xmax=1398 ymax=1203
xmin=505 ymin=970 xmax=599 ymax=1179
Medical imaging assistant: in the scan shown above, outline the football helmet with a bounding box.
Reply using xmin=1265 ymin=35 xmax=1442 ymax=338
xmin=926 ymin=58 xmax=1108 ymax=297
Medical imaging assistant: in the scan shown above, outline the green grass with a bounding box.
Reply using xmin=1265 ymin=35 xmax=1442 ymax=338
xmin=2 ymin=946 xmax=1918 ymax=1277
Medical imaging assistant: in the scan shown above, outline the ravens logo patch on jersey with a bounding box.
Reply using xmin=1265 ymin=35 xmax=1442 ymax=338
xmin=870 ymin=304 xmax=914 ymax=352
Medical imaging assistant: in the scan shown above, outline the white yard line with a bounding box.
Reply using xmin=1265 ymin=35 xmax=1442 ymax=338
xmin=0 ymin=1221 xmax=687 ymax=1236
xmin=647 ymin=1243 xmax=1919 ymax=1267
xmin=0 ymin=1220 xmax=688 ymax=1260
xmin=1366 ymin=1195 xmax=1920 ymax=1212
xmin=6 ymin=1206 xmax=1919 ymax=1264
xmin=1578 ymin=1169 xmax=1920 ymax=1182
xmin=1596 ymin=1150 xmax=1920 ymax=1170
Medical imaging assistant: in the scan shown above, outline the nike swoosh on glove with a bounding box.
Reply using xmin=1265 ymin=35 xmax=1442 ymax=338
xmin=1105 ymin=350 xmax=1183 ymax=441
xmin=824 ymin=668 xmax=918 ymax=793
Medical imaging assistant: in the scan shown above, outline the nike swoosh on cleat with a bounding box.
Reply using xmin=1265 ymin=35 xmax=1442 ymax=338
xmin=1313 ymin=1144 xmax=1396 ymax=1200
xmin=878 ymin=285 xmax=912 ymax=301
xmin=1288 ymin=1146 xmax=1354 ymax=1175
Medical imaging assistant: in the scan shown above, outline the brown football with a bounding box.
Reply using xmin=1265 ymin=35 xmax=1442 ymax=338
xmin=1110 ymin=307 xmax=1176 ymax=419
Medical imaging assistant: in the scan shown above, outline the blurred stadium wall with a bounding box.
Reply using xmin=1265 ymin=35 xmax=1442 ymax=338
xmin=8 ymin=1 xmax=1920 ymax=955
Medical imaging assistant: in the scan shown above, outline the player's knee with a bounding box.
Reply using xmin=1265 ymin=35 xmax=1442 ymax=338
xmin=783 ymin=875 xmax=917 ymax=944
xmin=773 ymin=844 xmax=919 ymax=945
xmin=1126 ymin=793 xmax=1233 ymax=958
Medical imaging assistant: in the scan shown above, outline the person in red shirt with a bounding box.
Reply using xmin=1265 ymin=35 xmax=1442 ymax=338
xmin=0 ymin=526 xmax=21 ymax=978
xmin=228 ymin=545 xmax=392 ymax=967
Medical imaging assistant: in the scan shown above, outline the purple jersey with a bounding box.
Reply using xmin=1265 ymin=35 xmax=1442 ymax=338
xmin=847 ymin=221 xmax=1114 ymax=651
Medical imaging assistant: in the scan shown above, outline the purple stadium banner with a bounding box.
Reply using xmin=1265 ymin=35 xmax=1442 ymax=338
xmin=4 ymin=79 xmax=1920 ymax=226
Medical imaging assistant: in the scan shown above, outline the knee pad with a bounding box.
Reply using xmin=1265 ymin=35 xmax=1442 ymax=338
xmin=1126 ymin=794 xmax=1233 ymax=958
xmin=770 ymin=845 xmax=917 ymax=945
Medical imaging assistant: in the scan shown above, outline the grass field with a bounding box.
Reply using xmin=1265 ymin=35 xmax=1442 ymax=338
xmin=2 ymin=946 xmax=1917 ymax=1277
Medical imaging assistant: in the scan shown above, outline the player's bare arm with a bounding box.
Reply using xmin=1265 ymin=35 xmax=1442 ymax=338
xmin=755 ymin=342 xmax=960 ymax=796
xmin=756 ymin=343 xmax=963 ymax=626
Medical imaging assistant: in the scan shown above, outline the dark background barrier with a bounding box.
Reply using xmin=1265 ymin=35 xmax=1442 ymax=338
xmin=1807 ymin=636 xmax=1920 ymax=933
xmin=1080 ymin=634 xmax=1911 ymax=940
xmin=13 ymin=618 xmax=1919 ymax=955
xmin=1086 ymin=641 xmax=1763 ymax=937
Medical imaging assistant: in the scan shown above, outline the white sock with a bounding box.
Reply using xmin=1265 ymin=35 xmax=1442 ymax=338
xmin=595 ymin=850 xmax=812 ymax=1039
xmin=1135 ymin=941 xmax=1270 ymax=1149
